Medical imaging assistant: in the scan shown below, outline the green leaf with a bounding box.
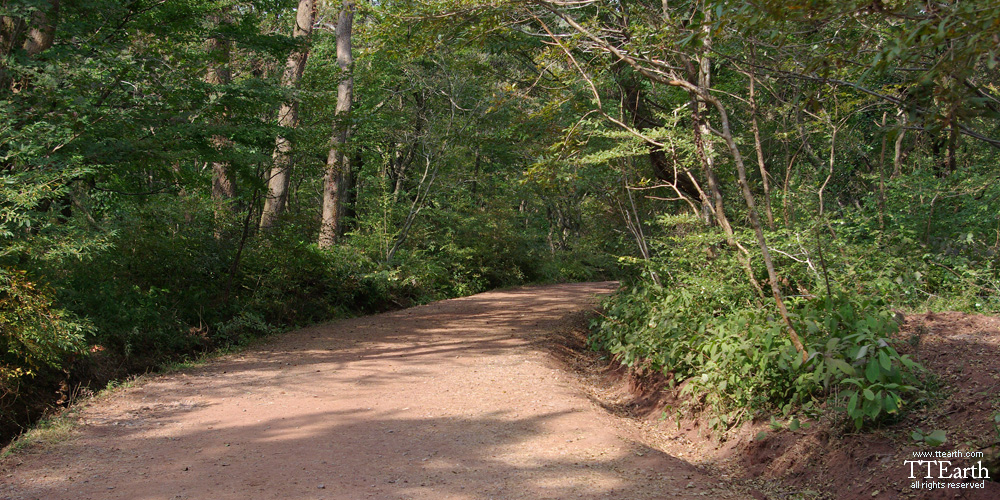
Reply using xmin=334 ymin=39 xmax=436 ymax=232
xmin=868 ymin=402 xmax=882 ymax=419
xmin=878 ymin=350 xmax=891 ymax=371
xmin=825 ymin=337 xmax=839 ymax=352
xmin=865 ymin=360 xmax=880 ymax=383
xmin=884 ymin=394 xmax=899 ymax=413
xmin=829 ymin=358 xmax=855 ymax=376
xmin=925 ymin=430 xmax=947 ymax=447
xmin=855 ymin=344 xmax=869 ymax=360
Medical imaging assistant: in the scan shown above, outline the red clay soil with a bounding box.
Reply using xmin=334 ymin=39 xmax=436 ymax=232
xmin=727 ymin=312 xmax=1000 ymax=500
xmin=595 ymin=311 xmax=1000 ymax=500
xmin=0 ymin=282 xmax=752 ymax=500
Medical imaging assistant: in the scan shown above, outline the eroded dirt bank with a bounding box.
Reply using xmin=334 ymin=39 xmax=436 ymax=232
xmin=1 ymin=282 xmax=749 ymax=500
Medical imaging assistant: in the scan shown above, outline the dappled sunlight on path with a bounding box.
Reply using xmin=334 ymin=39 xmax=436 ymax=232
xmin=1 ymin=282 xmax=748 ymax=500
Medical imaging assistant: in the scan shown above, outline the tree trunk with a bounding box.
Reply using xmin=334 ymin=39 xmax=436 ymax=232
xmin=946 ymin=111 xmax=959 ymax=175
xmin=618 ymin=75 xmax=702 ymax=205
xmin=206 ymin=11 xmax=235 ymax=217
xmin=696 ymin=21 xmax=717 ymax=224
xmin=539 ymin=5 xmax=805 ymax=358
xmin=692 ymin=99 xmax=765 ymax=299
xmin=1 ymin=1 xmax=57 ymax=88
xmin=385 ymin=156 xmax=437 ymax=263
xmin=706 ymin=91 xmax=809 ymax=361
xmin=259 ymin=0 xmax=315 ymax=230
xmin=889 ymin=110 xmax=907 ymax=178
xmin=689 ymin=22 xmax=765 ymax=297
xmin=818 ymin=125 xmax=836 ymax=217
xmin=782 ymin=141 xmax=802 ymax=226
xmin=392 ymin=92 xmax=426 ymax=202
xmin=22 ymin=0 xmax=57 ymax=57
xmin=877 ymin=112 xmax=887 ymax=229
xmin=748 ymin=67 xmax=775 ymax=229
xmin=318 ymin=0 xmax=355 ymax=248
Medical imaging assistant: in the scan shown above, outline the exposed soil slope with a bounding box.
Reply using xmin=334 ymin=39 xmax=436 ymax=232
xmin=0 ymin=282 xmax=749 ymax=500
xmin=562 ymin=311 xmax=1000 ymax=500
xmin=716 ymin=312 xmax=1000 ymax=500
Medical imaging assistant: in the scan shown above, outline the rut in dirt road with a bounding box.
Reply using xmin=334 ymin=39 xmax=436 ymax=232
xmin=1 ymin=282 xmax=748 ymax=500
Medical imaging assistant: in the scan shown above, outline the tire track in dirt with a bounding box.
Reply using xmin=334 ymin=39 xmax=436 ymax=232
xmin=1 ymin=282 xmax=748 ymax=500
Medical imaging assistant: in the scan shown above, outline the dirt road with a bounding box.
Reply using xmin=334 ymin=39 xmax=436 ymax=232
xmin=1 ymin=282 xmax=746 ymax=500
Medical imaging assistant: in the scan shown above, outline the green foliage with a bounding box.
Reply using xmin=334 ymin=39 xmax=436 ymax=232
xmin=0 ymin=268 xmax=89 ymax=392
xmin=593 ymin=282 xmax=927 ymax=431
xmin=213 ymin=310 xmax=275 ymax=347
xmin=1 ymin=1 xmax=623 ymax=439
xmin=799 ymin=293 xmax=923 ymax=429
xmin=4 ymin=0 xmax=999 ymax=448
xmin=591 ymin=210 xmax=934 ymax=432
xmin=911 ymin=428 xmax=948 ymax=447
xmin=56 ymin=201 xmax=227 ymax=370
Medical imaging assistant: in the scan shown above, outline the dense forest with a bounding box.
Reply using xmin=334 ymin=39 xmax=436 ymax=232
xmin=2 ymin=0 xmax=999 ymax=443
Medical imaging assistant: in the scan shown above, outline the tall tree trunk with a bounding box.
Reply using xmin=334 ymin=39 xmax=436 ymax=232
xmin=206 ymin=11 xmax=235 ymax=220
xmin=689 ymin=20 xmax=765 ymax=298
xmin=708 ymin=91 xmax=809 ymax=361
xmin=259 ymin=0 xmax=315 ymax=230
xmin=877 ymin=112 xmax=888 ymax=229
xmin=696 ymin=18 xmax=716 ymax=224
xmin=318 ymin=0 xmax=355 ymax=248
xmin=541 ymin=5 xmax=805 ymax=357
xmin=22 ymin=0 xmax=57 ymax=56
xmin=618 ymin=74 xmax=702 ymax=205
xmin=1 ymin=1 xmax=57 ymax=89
xmin=748 ymin=64 xmax=775 ymax=229
xmin=692 ymin=98 xmax=765 ymax=299
xmin=946 ymin=109 xmax=959 ymax=175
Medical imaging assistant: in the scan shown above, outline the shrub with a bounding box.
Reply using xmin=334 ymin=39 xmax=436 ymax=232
xmin=592 ymin=284 xmax=926 ymax=431
xmin=0 ymin=268 xmax=89 ymax=393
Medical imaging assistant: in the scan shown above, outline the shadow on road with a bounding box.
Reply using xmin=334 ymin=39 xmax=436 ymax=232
xmin=1 ymin=282 xmax=733 ymax=500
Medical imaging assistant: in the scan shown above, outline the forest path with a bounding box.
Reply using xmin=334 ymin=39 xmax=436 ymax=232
xmin=1 ymin=282 xmax=747 ymax=500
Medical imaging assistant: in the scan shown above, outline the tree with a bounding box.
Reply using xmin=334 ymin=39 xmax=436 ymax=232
xmin=260 ymin=0 xmax=316 ymax=230
xmin=525 ymin=0 xmax=813 ymax=356
xmin=318 ymin=0 xmax=354 ymax=247
xmin=206 ymin=8 xmax=236 ymax=215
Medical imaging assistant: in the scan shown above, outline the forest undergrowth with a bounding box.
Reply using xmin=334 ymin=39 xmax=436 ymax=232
xmin=592 ymin=181 xmax=1000 ymax=435
xmin=4 ymin=0 xmax=1000 ymax=464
